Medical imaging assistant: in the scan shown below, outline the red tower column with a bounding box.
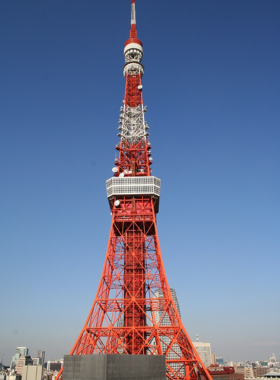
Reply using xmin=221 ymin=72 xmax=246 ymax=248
xmin=55 ymin=2 xmax=213 ymax=380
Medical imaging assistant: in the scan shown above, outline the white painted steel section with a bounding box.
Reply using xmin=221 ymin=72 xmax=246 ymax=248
xmin=118 ymin=105 xmax=149 ymax=142
xmin=131 ymin=3 xmax=136 ymax=25
xmin=120 ymin=4 xmax=146 ymax=143
xmin=123 ymin=62 xmax=144 ymax=76
xmin=124 ymin=43 xmax=143 ymax=55
xmin=106 ymin=176 xmax=161 ymax=198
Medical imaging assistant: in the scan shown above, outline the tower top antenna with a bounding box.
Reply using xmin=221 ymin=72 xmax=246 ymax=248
xmin=125 ymin=0 xmax=142 ymax=48
xmin=130 ymin=0 xmax=137 ymax=38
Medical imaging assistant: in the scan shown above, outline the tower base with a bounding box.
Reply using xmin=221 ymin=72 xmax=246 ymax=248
xmin=63 ymin=354 xmax=166 ymax=380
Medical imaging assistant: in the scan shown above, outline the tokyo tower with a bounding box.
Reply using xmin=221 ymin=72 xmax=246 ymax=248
xmin=56 ymin=2 xmax=212 ymax=380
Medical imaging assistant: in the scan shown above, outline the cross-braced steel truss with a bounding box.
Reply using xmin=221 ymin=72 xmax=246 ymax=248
xmin=55 ymin=2 xmax=213 ymax=380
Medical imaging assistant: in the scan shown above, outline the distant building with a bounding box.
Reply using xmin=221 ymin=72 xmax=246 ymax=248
xmin=32 ymin=357 xmax=42 ymax=366
xmin=254 ymin=367 xmax=270 ymax=377
xmin=154 ymin=288 xmax=185 ymax=377
xmin=22 ymin=365 xmax=42 ymax=380
xmin=212 ymin=352 xmax=217 ymax=365
xmin=216 ymin=357 xmax=224 ymax=366
xmin=247 ymin=373 xmax=280 ymax=380
xmin=234 ymin=365 xmax=256 ymax=378
xmin=207 ymin=366 xmax=244 ymax=380
xmin=244 ymin=367 xmax=254 ymax=378
xmin=15 ymin=356 xmax=33 ymax=376
xmin=0 ymin=369 xmax=6 ymax=380
xmin=193 ymin=341 xmax=212 ymax=368
xmin=47 ymin=360 xmax=63 ymax=372
xmin=264 ymin=372 xmax=280 ymax=379
xmin=269 ymin=355 xmax=277 ymax=364
xmin=235 ymin=365 xmax=245 ymax=374
xmin=6 ymin=374 xmax=16 ymax=380
xmin=10 ymin=347 xmax=28 ymax=369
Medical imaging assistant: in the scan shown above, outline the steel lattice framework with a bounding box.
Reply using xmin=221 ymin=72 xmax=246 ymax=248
xmin=55 ymin=2 xmax=213 ymax=380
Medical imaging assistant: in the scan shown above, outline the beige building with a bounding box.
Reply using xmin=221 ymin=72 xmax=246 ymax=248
xmin=235 ymin=365 xmax=245 ymax=374
xmin=235 ymin=366 xmax=271 ymax=379
xmin=193 ymin=342 xmax=212 ymax=368
xmin=211 ymin=352 xmax=217 ymax=365
xmin=22 ymin=365 xmax=42 ymax=380
xmin=245 ymin=367 xmax=254 ymax=378
xmin=15 ymin=356 xmax=33 ymax=376
xmin=254 ymin=368 xmax=270 ymax=378
xmin=234 ymin=365 xmax=254 ymax=378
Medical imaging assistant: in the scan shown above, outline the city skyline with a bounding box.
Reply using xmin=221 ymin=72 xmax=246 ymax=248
xmin=2 ymin=338 xmax=279 ymax=368
xmin=1 ymin=0 xmax=279 ymax=364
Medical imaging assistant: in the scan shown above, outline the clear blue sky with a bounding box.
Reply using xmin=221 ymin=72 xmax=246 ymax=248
xmin=1 ymin=0 xmax=279 ymax=365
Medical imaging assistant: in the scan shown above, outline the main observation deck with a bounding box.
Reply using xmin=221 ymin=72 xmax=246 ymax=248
xmin=106 ymin=176 xmax=161 ymax=213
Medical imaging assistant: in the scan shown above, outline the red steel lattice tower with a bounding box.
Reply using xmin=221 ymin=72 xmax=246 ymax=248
xmin=56 ymin=2 xmax=213 ymax=380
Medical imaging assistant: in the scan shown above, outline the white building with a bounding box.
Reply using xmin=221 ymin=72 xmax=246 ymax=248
xmin=47 ymin=359 xmax=63 ymax=372
xmin=193 ymin=341 xmax=212 ymax=368
xmin=32 ymin=357 xmax=42 ymax=366
xmin=270 ymin=354 xmax=277 ymax=364
xmin=6 ymin=375 xmax=16 ymax=380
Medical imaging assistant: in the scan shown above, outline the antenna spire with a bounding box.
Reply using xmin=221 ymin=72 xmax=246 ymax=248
xmin=125 ymin=0 xmax=142 ymax=48
xmin=130 ymin=0 xmax=137 ymax=39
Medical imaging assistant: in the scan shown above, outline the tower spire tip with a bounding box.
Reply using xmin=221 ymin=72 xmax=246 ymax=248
xmin=130 ymin=0 xmax=137 ymax=38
